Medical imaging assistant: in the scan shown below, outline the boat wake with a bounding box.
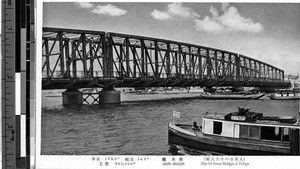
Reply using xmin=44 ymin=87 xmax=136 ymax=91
xmin=168 ymin=144 xmax=226 ymax=156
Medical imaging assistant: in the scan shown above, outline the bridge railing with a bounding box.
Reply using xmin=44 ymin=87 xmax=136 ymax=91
xmin=42 ymin=70 xmax=283 ymax=82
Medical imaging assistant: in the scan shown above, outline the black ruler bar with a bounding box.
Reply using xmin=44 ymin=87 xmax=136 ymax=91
xmin=20 ymin=0 xmax=26 ymax=28
xmin=15 ymin=0 xmax=20 ymax=73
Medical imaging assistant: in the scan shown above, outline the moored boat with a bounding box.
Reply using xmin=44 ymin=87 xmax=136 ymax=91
xmin=198 ymin=92 xmax=265 ymax=100
xmin=268 ymin=93 xmax=300 ymax=100
xmin=168 ymin=108 xmax=300 ymax=155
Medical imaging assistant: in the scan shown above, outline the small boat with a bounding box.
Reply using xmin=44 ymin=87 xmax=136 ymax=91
xmin=268 ymin=93 xmax=300 ymax=100
xmin=168 ymin=107 xmax=300 ymax=155
xmin=198 ymin=92 xmax=265 ymax=100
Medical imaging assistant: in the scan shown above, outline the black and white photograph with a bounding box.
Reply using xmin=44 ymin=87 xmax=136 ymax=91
xmin=39 ymin=0 xmax=300 ymax=168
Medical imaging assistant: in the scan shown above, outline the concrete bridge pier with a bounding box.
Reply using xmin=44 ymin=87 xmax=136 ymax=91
xmin=62 ymin=88 xmax=83 ymax=105
xmin=98 ymin=89 xmax=121 ymax=104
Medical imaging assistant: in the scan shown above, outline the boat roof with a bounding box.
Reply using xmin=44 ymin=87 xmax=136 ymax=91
xmin=204 ymin=107 xmax=300 ymax=128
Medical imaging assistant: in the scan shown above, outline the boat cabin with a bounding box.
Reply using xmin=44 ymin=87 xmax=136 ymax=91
xmin=202 ymin=108 xmax=300 ymax=142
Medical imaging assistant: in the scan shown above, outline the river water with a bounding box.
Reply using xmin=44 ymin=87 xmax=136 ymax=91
xmin=41 ymin=90 xmax=299 ymax=155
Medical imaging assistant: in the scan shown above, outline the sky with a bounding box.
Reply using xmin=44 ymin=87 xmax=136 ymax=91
xmin=43 ymin=1 xmax=300 ymax=75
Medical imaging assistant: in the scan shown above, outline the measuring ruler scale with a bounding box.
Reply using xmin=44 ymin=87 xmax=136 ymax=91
xmin=2 ymin=0 xmax=34 ymax=168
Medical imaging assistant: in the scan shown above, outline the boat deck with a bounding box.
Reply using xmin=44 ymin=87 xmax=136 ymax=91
xmin=203 ymin=113 xmax=300 ymax=128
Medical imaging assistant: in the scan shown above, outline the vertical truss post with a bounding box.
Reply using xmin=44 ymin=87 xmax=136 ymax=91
xmin=249 ymin=59 xmax=251 ymax=78
xmin=133 ymin=45 xmax=137 ymax=78
xmin=214 ymin=51 xmax=218 ymax=78
xmin=265 ymin=66 xmax=269 ymax=79
xmin=183 ymin=49 xmax=187 ymax=75
xmin=102 ymin=34 xmax=107 ymax=77
xmin=44 ymin=38 xmax=50 ymax=78
xmin=254 ymin=61 xmax=257 ymax=79
xmin=154 ymin=41 xmax=159 ymax=78
xmin=235 ymin=54 xmax=240 ymax=80
xmin=81 ymin=33 xmax=87 ymax=77
xmin=144 ymin=42 xmax=148 ymax=76
xmin=253 ymin=61 xmax=257 ymax=78
xmin=141 ymin=39 xmax=145 ymax=77
xmin=243 ymin=57 xmax=246 ymax=80
xmin=270 ymin=67 xmax=272 ymax=80
xmin=58 ymin=32 xmax=65 ymax=77
xmin=125 ymin=38 xmax=130 ymax=77
xmin=103 ymin=35 xmax=108 ymax=77
xmin=278 ymin=71 xmax=281 ymax=81
xmin=72 ymin=41 xmax=77 ymax=78
xmin=248 ymin=59 xmax=251 ymax=78
xmin=65 ymin=39 xmax=70 ymax=77
xmin=174 ymin=46 xmax=178 ymax=74
xmin=178 ymin=45 xmax=182 ymax=75
xmin=261 ymin=64 xmax=263 ymax=80
xmin=166 ymin=43 xmax=171 ymax=78
xmin=89 ymin=41 xmax=94 ymax=78
xmin=263 ymin=64 xmax=266 ymax=81
xmin=228 ymin=54 xmax=232 ymax=78
xmin=221 ymin=52 xmax=225 ymax=78
xmin=106 ymin=34 xmax=114 ymax=78
xmin=269 ymin=67 xmax=272 ymax=80
xmin=188 ymin=47 xmax=192 ymax=77
xmin=119 ymin=44 xmax=123 ymax=78
xmin=258 ymin=62 xmax=261 ymax=80
xmin=267 ymin=66 xmax=270 ymax=80
xmin=206 ymin=49 xmax=211 ymax=78
xmin=191 ymin=50 xmax=195 ymax=78
xmin=198 ymin=48 xmax=202 ymax=79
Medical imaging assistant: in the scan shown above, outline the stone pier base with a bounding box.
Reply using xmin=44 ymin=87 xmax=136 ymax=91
xmin=62 ymin=89 xmax=83 ymax=105
xmin=98 ymin=90 xmax=121 ymax=104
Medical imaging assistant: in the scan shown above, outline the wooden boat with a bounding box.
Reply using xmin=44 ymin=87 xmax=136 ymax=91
xmin=198 ymin=92 xmax=265 ymax=100
xmin=168 ymin=107 xmax=300 ymax=155
xmin=268 ymin=93 xmax=300 ymax=100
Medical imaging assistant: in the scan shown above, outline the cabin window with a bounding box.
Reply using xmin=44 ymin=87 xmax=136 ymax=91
xmin=261 ymin=126 xmax=281 ymax=141
xmin=282 ymin=128 xmax=289 ymax=142
xmin=240 ymin=125 xmax=249 ymax=138
xmin=213 ymin=121 xmax=222 ymax=135
xmin=249 ymin=126 xmax=260 ymax=139
xmin=239 ymin=125 xmax=260 ymax=140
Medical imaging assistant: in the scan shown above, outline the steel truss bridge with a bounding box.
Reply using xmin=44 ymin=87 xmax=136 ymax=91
xmin=42 ymin=27 xmax=290 ymax=90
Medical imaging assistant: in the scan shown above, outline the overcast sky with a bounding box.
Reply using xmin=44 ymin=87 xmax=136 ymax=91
xmin=43 ymin=2 xmax=300 ymax=75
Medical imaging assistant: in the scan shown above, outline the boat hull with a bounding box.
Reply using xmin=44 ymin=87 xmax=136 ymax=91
xmin=168 ymin=123 xmax=293 ymax=155
xmin=268 ymin=95 xmax=300 ymax=100
xmin=198 ymin=93 xmax=265 ymax=100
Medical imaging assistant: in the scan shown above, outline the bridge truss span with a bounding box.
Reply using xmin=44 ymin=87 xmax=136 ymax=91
xmin=42 ymin=27 xmax=289 ymax=89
